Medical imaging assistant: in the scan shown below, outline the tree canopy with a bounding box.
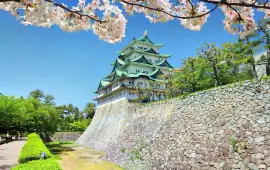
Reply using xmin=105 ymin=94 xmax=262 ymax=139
xmin=0 ymin=89 xmax=96 ymax=139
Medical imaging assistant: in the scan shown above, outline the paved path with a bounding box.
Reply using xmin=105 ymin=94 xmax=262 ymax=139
xmin=0 ymin=140 xmax=26 ymax=170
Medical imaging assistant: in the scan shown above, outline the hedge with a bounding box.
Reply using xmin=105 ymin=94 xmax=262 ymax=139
xmin=12 ymin=159 xmax=61 ymax=170
xmin=18 ymin=133 xmax=52 ymax=163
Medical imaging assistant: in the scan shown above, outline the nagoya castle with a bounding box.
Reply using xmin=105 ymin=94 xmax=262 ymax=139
xmin=94 ymin=32 xmax=174 ymax=105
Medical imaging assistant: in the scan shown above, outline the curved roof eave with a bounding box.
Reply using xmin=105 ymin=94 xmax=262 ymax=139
xmin=120 ymin=49 xmax=171 ymax=59
xmin=131 ymin=55 xmax=152 ymax=65
xmin=156 ymin=60 xmax=174 ymax=68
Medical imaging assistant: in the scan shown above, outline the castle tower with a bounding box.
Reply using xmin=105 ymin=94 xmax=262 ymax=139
xmin=94 ymin=33 xmax=174 ymax=105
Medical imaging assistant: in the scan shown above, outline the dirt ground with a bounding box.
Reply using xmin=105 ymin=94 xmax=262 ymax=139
xmin=59 ymin=146 xmax=124 ymax=170
xmin=0 ymin=140 xmax=26 ymax=170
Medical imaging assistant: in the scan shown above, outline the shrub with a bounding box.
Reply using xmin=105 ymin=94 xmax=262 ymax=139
xmin=70 ymin=120 xmax=90 ymax=132
xmin=12 ymin=159 xmax=61 ymax=170
xmin=18 ymin=133 xmax=52 ymax=163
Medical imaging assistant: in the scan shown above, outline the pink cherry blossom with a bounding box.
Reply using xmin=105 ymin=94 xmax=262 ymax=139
xmin=0 ymin=0 xmax=269 ymax=43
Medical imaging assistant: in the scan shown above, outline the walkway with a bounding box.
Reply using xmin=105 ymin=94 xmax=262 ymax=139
xmin=0 ymin=140 xmax=26 ymax=170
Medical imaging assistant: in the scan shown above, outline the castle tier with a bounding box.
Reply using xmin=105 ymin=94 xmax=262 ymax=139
xmin=94 ymin=33 xmax=174 ymax=105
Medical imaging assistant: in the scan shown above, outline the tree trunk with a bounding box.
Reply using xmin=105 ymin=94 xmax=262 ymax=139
xmin=192 ymin=82 xmax=196 ymax=92
xmin=233 ymin=64 xmax=240 ymax=82
xmin=213 ymin=64 xmax=221 ymax=86
xmin=266 ymin=37 xmax=270 ymax=76
xmin=252 ymin=64 xmax=258 ymax=80
xmin=169 ymin=74 xmax=173 ymax=97
xmin=191 ymin=61 xmax=196 ymax=92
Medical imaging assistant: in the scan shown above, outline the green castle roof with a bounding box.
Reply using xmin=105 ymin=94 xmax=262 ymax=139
xmin=96 ymin=67 xmax=166 ymax=92
xmin=95 ymin=33 xmax=174 ymax=92
xmin=117 ymin=48 xmax=171 ymax=59
xmin=118 ymin=34 xmax=163 ymax=54
xmin=137 ymin=34 xmax=154 ymax=44
xmin=156 ymin=59 xmax=174 ymax=68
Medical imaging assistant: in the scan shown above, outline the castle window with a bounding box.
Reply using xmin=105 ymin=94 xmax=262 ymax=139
xmin=136 ymin=70 xmax=140 ymax=73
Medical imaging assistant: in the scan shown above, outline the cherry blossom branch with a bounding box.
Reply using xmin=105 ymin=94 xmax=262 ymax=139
xmin=0 ymin=0 xmax=104 ymax=22
xmin=186 ymin=0 xmax=194 ymax=10
xmin=226 ymin=4 xmax=242 ymax=21
xmin=44 ymin=0 xmax=104 ymax=22
xmin=0 ymin=0 xmax=20 ymax=2
xmin=200 ymin=0 xmax=270 ymax=10
xmin=120 ymin=0 xmax=219 ymax=19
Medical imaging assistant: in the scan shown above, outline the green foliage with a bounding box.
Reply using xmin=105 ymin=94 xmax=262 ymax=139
xmin=165 ymin=31 xmax=268 ymax=100
xmin=56 ymin=102 xmax=94 ymax=132
xmin=0 ymin=93 xmax=59 ymax=138
xmin=129 ymin=144 xmax=144 ymax=162
xmin=70 ymin=119 xmax=91 ymax=131
xmin=230 ymin=137 xmax=248 ymax=153
xmin=44 ymin=95 xmax=55 ymax=106
xmin=0 ymin=89 xmax=94 ymax=136
xmin=230 ymin=137 xmax=238 ymax=153
xmin=18 ymin=133 xmax=52 ymax=163
xmin=12 ymin=158 xmax=61 ymax=170
xmin=262 ymin=75 xmax=270 ymax=81
xmin=134 ymin=80 xmax=166 ymax=103
xmin=121 ymin=148 xmax=126 ymax=153
xmin=28 ymin=89 xmax=45 ymax=101
xmin=83 ymin=102 xmax=96 ymax=119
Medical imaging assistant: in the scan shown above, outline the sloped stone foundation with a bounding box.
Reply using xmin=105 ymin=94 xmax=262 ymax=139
xmin=78 ymin=80 xmax=270 ymax=170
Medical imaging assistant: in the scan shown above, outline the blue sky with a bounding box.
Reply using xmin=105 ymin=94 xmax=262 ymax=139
xmin=0 ymin=6 xmax=264 ymax=110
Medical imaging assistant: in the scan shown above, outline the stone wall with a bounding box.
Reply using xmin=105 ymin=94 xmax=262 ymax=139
xmin=51 ymin=132 xmax=82 ymax=141
xmin=78 ymin=80 xmax=270 ymax=170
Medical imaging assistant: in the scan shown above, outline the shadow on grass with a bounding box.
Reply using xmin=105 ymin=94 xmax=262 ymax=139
xmin=46 ymin=141 xmax=78 ymax=160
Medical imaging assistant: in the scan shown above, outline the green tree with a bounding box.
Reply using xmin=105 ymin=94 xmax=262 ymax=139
xmin=238 ymin=34 xmax=261 ymax=79
xmin=74 ymin=107 xmax=80 ymax=121
xmin=197 ymin=43 xmax=222 ymax=86
xmin=135 ymin=81 xmax=152 ymax=103
xmin=222 ymin=43 xmax=248 ymax=82
xmin=158 ymin=69 xmax=175 ymax=97
xmin=180 ymin=57 xmax=208 ymax=92
xmin=83 ymin=102 xmax=96 ymax=119
xmin=256 ymin=19 xmax=270 ymax=76
xmin=28 ymin=89 xmax=45 ymax=101
xmin=70 ymin=119 xmax=91 ymax=131
xmin=44 ymin=94 xmax=55 ymax=105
